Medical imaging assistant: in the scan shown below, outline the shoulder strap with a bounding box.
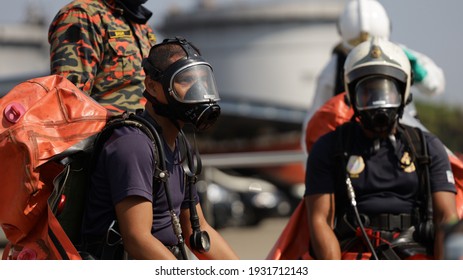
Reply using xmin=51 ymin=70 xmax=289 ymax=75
xmin=126 ymin=113 xmax=165 ymax=181
xmin=333 ymin=44 xmax=348 ymax=97
xmin=397 ymin=124 xmax=432 ymax=224
xmin=91 ymin=113 xmax=161 ymax=174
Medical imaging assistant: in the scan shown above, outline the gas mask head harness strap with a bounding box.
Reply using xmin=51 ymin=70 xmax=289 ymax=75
xmin=142 ymin=37 xmax=221 ymax=132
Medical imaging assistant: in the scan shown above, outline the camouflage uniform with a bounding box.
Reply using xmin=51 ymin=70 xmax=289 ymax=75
xmin=49 ymin=0 xmax=157 ymax=113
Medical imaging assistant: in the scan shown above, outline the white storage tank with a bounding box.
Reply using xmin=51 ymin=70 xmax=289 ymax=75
xmin=158 ymin=0 xmax=343 ymax=125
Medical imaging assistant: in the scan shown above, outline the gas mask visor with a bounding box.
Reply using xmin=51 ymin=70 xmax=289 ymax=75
xmin=170 ymin=62 xmax=220 ymax=104
xmin=354 ymin=76 xmax=401 ymax=111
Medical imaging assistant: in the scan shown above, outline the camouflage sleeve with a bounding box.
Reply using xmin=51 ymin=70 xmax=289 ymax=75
xmin=48 ymin=8 xmax=103 ymax=95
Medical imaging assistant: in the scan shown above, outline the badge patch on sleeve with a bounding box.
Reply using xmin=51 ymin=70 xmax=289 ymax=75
xmin=447 ymin=170 xmax=455 ymax=184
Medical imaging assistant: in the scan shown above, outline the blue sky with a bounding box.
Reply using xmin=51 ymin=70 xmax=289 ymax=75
xmin=1 ymin=0 xmax=462 ymax=106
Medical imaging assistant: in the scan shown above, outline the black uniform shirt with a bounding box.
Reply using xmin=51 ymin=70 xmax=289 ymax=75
xmin=305 ymin=123 xmax=456 ymax=215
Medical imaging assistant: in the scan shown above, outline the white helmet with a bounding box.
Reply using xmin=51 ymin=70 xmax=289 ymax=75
xmin=338 ymin=0 xmax=391 ymax=50
xmin=344 ymin=37 xmax=411 ymax=132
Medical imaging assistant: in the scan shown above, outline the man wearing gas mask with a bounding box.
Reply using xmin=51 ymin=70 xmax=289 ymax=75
xmin=49 ymin=0 xmax=157 ymax=113
xmin=80 ymin=37 xmax=239 ymax=260
xmin=304 ymin=37 xmax=457 ymax=260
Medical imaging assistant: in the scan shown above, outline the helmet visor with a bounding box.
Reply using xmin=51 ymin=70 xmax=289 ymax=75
xmin=171 ymin=63 xmax=220 ymax=104
xmin=354 ymin=76 xmax=401 ymax=111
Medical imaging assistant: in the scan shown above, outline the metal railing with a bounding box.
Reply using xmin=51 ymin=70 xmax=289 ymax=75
xmin=200 ymin=149 xmax=306 ymax=168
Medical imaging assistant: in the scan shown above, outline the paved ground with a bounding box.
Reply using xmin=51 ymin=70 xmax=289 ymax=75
xmin=0 ymin=217 xmax=289 ymax=260
xmin=218 ymin=217 xmax=289 ymax=260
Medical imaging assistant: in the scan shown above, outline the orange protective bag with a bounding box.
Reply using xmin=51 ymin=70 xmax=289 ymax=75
xmin=267 ymin=92 xmax=463 ymax=260
xmin=0 ymin=75 xmax=110 ymax=260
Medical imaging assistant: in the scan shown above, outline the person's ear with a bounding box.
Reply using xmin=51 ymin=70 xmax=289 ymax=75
xmin=144 ymin=77 xmax=158 ymax=96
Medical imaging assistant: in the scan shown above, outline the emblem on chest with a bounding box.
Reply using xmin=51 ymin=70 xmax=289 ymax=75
xmin=400 ymin=151 xmax=416 ymax=173
xmin=346 ymin=155 xmax=365 ymax=178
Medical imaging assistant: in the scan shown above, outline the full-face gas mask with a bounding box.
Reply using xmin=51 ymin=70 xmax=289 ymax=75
xmin=142 ymin=37 xmax=221 ymax=131
xmin=354 ymin=76 xmax=401 ymax=133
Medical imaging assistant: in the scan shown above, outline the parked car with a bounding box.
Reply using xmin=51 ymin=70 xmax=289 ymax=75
xmin=197 ymin=167 xmax=292 ymax=229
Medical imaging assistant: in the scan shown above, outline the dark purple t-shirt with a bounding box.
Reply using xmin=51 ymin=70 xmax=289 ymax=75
xmin=82 ymin=117 xmax=199 ymax=246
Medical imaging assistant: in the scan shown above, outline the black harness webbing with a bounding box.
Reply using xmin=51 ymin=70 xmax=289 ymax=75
xmin=333 ymin=44 xmax=349 ymax=97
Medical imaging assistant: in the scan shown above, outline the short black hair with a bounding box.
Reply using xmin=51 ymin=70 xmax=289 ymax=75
xmin=146 ymin=42 xmax=186 ymax=72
